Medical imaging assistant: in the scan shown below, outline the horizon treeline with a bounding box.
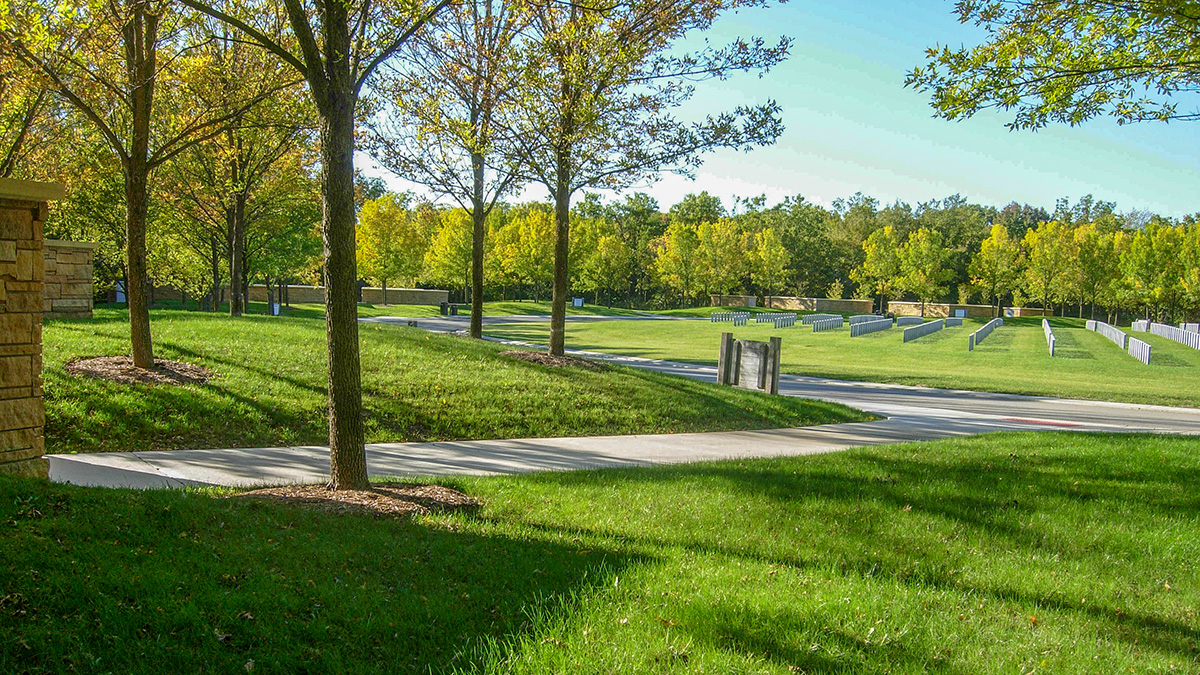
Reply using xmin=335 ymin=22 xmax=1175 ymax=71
xmin=47 ymin=166 xmax=1200 ymax=322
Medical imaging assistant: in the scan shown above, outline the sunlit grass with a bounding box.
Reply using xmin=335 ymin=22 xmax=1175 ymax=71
xmin=42 ymin=309 xmax=865 ymax=453
xmin=3 ymin=432 xmax=1196 ymax=673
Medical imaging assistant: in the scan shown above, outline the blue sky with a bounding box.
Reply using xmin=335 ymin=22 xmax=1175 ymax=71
xmin=365 ymin=0 xmax=1200 ymax=217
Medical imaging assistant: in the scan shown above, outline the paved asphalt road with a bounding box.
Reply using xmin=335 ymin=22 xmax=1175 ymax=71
xmin=47 ymin=314 xmax=1200 ymax=489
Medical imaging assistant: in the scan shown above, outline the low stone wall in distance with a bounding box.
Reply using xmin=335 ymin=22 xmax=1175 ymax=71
xmin=1004 ymin=306 xmax=1049 ymax=318
xmin=709 ymin=294 xmax=757 ymax=308
xmin=245 ymin=284 xmax=449 ymax=306
xmin=889 ymin=302 xmax=995 ymax=319
xmin=361 ymin=287 xmax=449 ymax=306
xmin=247 ymin=284 xmax=324 ymax=304
xmin=764 ymin=296 xmax=873 ymax=314
xmin=43 ymin=240 xmax=98 ymax=318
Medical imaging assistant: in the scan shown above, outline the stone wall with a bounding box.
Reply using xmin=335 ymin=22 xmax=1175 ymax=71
xmin=360 ymin=287 xmax=449 ymax=306
xmin=886 ymin=301 xmax=1050 ymax=318
xmin=763 ymin=296 xmax=874 ymax=314
xmin=889 ymin=301 xmax=996 ymax=319
xmin=0 ymin=179 xmax=62 ymax=478
xmin=246 ymin=284 xmax=449 ymax=306
xmin=1003 ymin=306 xmax=1049 ymax=318
xmin=709 ymin=294 xmax=758 ymax=308
xmin=43 ymin=240 xmax=98 ymax=318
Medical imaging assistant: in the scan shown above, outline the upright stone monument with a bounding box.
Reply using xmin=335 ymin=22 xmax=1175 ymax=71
xmin=0 ymin=179 xmax=62 ymax=478
xmin=716 ymin=332 xmax=781 ymax=395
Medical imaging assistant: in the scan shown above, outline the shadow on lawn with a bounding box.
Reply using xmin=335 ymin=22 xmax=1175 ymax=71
xmin=493 ymin=433 xmax=1200 ymax=667
xmin=0 ymin=479 xmax=645 ymax=675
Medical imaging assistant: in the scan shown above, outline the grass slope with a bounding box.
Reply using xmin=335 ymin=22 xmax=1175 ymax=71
xmin=43 ymin=310 xmax=864 ymax=453
xmin=485 ymin=316 xmax=1200 ymax=408
xmin=3 ymin=432 xmax=1197 ymax=673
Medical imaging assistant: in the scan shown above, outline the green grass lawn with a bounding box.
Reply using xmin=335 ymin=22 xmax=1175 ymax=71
xmin=485 ymin=316 xmax=1200 ymax=408
xmin=3 ymin=432 xmax=1196 ymax=673
xmin=42 ymin=309 xmax=864 ymax=454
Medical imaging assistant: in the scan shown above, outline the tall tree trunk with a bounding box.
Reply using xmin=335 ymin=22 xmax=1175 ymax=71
xmin=123 ymin=5 xmax=156 ymax=369
xmin=469 ymin=151 xmax=486 ymax=339
xmin=124 ymin=167 xmax=153 ymax=369
xmin=549 ymin=160 xmax=571 ymax=356
xmin=318 ymin=92 xmax=368 ymax=490
xmin=210 ymin=234 xmax=222 ymax=312
xmin=228 ymin=184 xmax=246 ymax=316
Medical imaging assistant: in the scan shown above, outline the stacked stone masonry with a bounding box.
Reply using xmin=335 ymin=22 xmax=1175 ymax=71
xmin=762 ymin=296 xmax=874 ymax=314
xmin=43 ymin=240 xmax=98 ymax=318
xmin=0 ymin=179 xmax=62 ymax=478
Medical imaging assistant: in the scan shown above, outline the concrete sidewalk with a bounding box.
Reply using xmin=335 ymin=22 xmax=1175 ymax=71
xmin=48 ymin=413 xmax=1010 ymax=490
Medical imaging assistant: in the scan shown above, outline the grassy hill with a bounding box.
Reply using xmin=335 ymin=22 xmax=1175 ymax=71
xmin=42 ymin=309 xmax=866 ymax=454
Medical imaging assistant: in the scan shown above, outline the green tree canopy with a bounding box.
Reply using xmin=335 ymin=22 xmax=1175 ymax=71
xmin=909 ymin=1 xmax=1200 ymax=129
xmin=898 ymin=228 xmax=952 ymax=315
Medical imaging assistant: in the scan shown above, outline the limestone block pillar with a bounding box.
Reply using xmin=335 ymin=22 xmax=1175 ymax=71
xmin=0 ymin=179 xmax=64 ymax=478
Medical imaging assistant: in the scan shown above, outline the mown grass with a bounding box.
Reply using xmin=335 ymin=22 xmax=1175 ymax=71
xmin=3 ymin=432 xmax=1197 ymax=673
xmin=485 ymin=316 xmax=1200 ymax=408
xmin=42 ymin=309 xmax=864 ymax=454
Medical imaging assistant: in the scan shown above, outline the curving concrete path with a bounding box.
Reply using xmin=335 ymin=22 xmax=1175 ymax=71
xmin=48 ymin=314 xmax=1200 ymax=489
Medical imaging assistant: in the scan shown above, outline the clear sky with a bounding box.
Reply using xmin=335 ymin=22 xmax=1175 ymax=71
xmin=364 ymin=0 xmax=1200 ymax=217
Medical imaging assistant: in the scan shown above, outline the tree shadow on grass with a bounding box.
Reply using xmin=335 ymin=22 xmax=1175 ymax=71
xmin=0 ymin=479 xmax=646 ymax=675
xmin=973 ymin=327 xmax=1015 ymax=351
xmin=490 ymin=433 xmax=1200 ymax=664
xmin=677 ymin=603 xmax=972 ymax=675
xmin=1046 ymin=327 xmax=1095 ymax=360
xmin=1146 ymin=351 xmax=1195 ymax=368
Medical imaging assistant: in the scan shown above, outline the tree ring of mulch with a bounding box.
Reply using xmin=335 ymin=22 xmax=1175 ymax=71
xmin=232 ymin=484 xmax=480 ymax=518
xmin=501 ymin=350 xmax=608 ymax=371
xmin=66 ymin=356 xmax=216 ymax=386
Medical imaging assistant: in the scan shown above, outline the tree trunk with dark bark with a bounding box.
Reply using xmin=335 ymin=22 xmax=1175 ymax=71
xmin=317 ymin=81 xmax=369 ymax=490
xmin=123 ymin=6 xmax=157 ymax=369
xmin=210 ymin=235 xmax=222 ymax=312
xmin=549 ymin=152 xmax=572 ymax=356
xmin=469 ymin=151 xmax=486 ymax=338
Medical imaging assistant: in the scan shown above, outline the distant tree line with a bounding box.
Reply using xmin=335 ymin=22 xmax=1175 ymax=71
xmin=354 ymin=189 xmax=1200 ymax=323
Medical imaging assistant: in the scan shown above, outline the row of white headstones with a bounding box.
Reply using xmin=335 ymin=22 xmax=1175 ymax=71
xmin=1084 ymin=319 xmax=1200 ymax=365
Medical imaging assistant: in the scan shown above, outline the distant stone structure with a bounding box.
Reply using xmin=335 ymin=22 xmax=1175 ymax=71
xmin=0 ymin=178 xmax=63 ymax=478
xmin=710 ymin=294 xmax=757 ymax=307
xmin=157 ymin=284 xmax=451 ymax=307
xmin=43 ymin=240 xmax=98 ymax=318
xmin=763 ymin=296 xmax=873 ymax=314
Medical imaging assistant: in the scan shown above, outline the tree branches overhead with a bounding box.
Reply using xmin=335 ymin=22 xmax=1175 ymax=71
xmin=908 ymin=0 xmax=1200 ymax=129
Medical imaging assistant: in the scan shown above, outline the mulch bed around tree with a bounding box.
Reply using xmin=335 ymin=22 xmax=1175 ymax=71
xmin=65 ymin=356 xmax=215 ymax=386
xmin=500 ymin=350 xmax=608 ymax=371
xmin=232 ymin=483 xmax=480 ymax=517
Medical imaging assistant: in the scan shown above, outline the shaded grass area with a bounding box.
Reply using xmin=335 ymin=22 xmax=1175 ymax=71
xmin=3 ymin=432 xmax=1198 ymax=673
xmin=42 ymin=309 xmax=865 ymax=453
xmin=485 ymin=316 xmax=1200 ymax=408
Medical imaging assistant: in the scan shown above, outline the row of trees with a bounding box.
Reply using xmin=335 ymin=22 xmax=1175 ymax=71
xmin=352 ymin=188 xmax=1200 ymax=324
xmin=969 ymin=220 xmax=1200 ymax=323
xmin=7 ymin=0 xmax=1200 ymax=488
xmin=2 ymin=0 xmax=787 ymax=488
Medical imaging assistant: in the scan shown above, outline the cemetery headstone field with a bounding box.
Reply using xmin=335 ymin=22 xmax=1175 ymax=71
xmin=485 ymin=313 xmax=1200 ymax=408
